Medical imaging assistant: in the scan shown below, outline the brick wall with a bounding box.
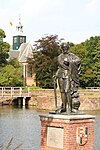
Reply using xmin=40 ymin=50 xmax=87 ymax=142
xmin=29 ymin=89 xmax=100 ymax=110
xmin=40 ymin=114 xmax=95 ymax=150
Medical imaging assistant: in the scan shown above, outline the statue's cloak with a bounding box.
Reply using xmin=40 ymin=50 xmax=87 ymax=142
xmin=68 ymin=53 xmax=81 ymax=85
xmin=57 ymin=52 xmax=81 ymax=85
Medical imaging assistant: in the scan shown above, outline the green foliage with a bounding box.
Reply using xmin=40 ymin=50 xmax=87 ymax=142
xmin=70 ymin=36 xmax=100 ymax=88
xmin=0 ymin=28 xmax=99 ymax=88
xmin=0 ymin=64 xmax=22 ymax=86
xmin=8 ymin=58 xmax=21 ymax=68
xmin=0 ymin=28 xmax=6 ymax=39
xmin=33 ymin=35 xmax=61 ymax=88
xmin=31 ymin=35 xmax=100 ymax=88
xmin=0 ymin=29 xmax=22 ymax=87
xmin=0 ymin=29 xmax=10 ymax=67
xmin=0 ymin=59 xmax=22 ymax=87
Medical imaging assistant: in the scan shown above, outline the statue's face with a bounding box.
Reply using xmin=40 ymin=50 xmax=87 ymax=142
xmin=61 ymin=43 xmax=69 ymax=54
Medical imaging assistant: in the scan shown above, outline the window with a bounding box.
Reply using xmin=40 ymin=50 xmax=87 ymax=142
xmin=20 ymin=37 xmax=24 ymax=43
xmin=14 ymin=37 xmax=17 ymax=43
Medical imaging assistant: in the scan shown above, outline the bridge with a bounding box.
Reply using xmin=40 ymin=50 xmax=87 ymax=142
xmin=0 ymin=87 xmax=31 ymax=106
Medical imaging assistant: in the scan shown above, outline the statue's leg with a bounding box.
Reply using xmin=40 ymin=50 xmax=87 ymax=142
xmin=66 ymin=92 xmax=72 ymax=113
xmin=64 ymin=78 xmax=72 ymax=113
xmin=55 ymin=92 xmax=67 ymax=113
xmin=61 ymin=92 xmax=67 ymax=112
xmin=55 ymin=78 xmax=67 ymax=113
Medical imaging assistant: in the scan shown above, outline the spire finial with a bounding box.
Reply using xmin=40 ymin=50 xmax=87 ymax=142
xmin=19 ymin=14 xmax=21 ymax=22
xmin=16 ymin=14 xmax=23 ymax=35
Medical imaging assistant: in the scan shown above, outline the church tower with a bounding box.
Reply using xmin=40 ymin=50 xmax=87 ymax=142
xmin=13 ymin=16 xmax=26 ymax=50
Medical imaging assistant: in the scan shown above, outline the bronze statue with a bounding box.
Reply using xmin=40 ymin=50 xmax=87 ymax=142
xmin=54 ymin=43 xmax=81 ymax=114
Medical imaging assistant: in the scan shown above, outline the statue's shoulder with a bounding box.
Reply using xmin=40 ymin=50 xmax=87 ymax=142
xmin=69 ymin=52 xmax=75 ymax=56
xmin=58 ymin=53 xmax=63 ymax=58
xmin=69 ymin=52 xmax=79 ymax=58
xmin=68 ymin=52 xmax=81 ymax=62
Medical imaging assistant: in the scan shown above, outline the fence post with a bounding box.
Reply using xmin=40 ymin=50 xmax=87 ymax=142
xmin=20 ymin=87 xmax=22 ymax=97
xmin=11 ymin=87 xmax=12 ymax=97
xmin=2 ymin=87 xmax=3 ymax=97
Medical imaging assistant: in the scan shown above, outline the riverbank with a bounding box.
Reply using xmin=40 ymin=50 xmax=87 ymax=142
xmin=0 ymin=89 xmax=100 ymax=110
xmin=29 ymin=89 xmax=100 ymax=111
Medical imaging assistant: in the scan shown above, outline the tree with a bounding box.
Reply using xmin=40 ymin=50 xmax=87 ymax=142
xmin=0 ymin=63 xmax=22 ymax=86
xmin=83 ymin=36 xmax=100 ymax=87
xmin=70 ymin=36 xmax=100 ymax=88
xmin=92 ymin=40 xmax=100 ymax=86
xmin=32 ymin=35 xmax=61 ymax=88
xmin=30 ymin=35 xmax=100 ymax=88
xmin=0 ymin=29 xmax=10 ymax=67
xmin=0 ymin=29 xmax=22 ymax=87
xmin=0 ymin=28 xmax=6 ymax=40
xmin=70 ymin=43 xmax=87 ymax=87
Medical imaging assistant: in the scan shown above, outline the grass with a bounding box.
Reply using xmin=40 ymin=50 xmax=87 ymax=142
xmin=79 ymin=88 xmax=100 ymax=98
xmin=80 ymin=93 xmax=100 ymax=98
xmin=21 ymin=86 xmax=42 ymax=90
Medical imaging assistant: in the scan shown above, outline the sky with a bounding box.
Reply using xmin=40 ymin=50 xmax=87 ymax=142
xmin=0 ymin=0 xmax=100 ymax=45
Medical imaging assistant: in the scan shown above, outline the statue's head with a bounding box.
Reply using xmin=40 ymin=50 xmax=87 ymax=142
xmin=61 ymin=43 xmax=69 ymax=54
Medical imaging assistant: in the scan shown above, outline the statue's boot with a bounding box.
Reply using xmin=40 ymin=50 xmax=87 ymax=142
xmin=55 ymin=107 xmax=66 ymax=114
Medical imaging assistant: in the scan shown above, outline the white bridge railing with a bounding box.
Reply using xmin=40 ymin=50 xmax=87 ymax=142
xmin=0 ymin=87 xmax=30 ymax=97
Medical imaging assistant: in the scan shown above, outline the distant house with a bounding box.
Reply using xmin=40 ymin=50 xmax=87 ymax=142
xmin=9 ymin=17 xmax=36 ymax=86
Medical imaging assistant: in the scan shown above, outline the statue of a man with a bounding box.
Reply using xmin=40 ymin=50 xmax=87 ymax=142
xmin=54 ymin=43 xmax=81 ymax=114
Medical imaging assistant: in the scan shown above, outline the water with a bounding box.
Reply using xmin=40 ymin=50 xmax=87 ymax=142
xmin=0 ymin=106 xmax=42 ymax=150
xmin=0 ymin=106 xmax=100 ymax=150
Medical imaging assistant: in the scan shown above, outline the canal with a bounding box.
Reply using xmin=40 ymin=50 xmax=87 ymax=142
xmin=0 ymin=106 xmax=100 ymax=150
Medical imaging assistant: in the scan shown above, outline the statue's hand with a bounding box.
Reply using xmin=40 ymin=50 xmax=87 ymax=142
xmin=53 ymin=75 xmax=57 ymax=82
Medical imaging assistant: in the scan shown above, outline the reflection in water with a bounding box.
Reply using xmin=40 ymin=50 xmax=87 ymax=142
xmin=0 ymin=106 xmax=100 ymax=150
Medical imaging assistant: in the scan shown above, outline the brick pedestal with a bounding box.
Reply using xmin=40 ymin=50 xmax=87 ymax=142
xmin=40 ymin=114 xmax=95 ymax=150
